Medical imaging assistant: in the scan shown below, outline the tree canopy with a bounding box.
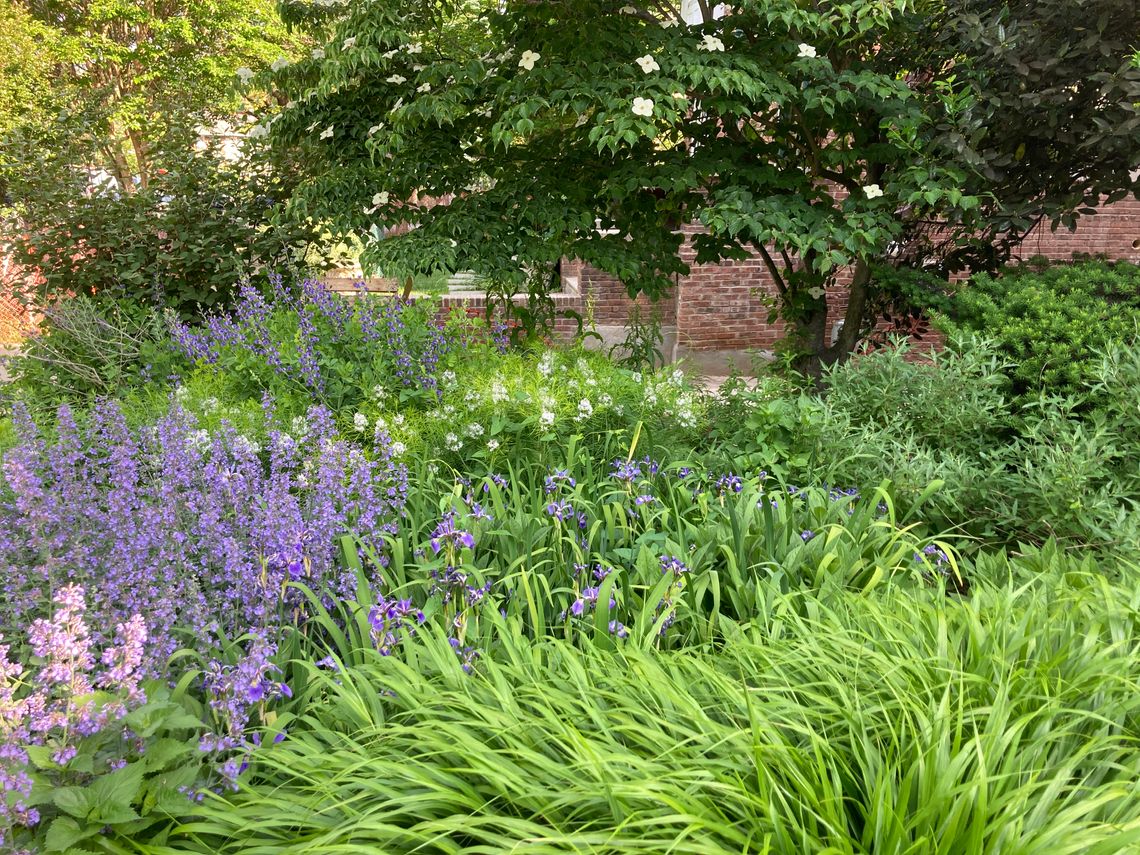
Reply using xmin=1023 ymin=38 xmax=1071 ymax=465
xmin=1 ymin=0 xmax=305 ymax=190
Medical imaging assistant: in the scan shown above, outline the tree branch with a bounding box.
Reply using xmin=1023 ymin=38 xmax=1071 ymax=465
xmin=753 ymin=242 xmax=788 ymax=298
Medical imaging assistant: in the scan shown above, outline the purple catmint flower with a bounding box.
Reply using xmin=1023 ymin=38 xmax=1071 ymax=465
xmin=800 ymin=530 xmax=815 ymax=542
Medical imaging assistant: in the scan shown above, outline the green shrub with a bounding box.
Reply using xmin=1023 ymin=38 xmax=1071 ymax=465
xmin=4 ymin=295 xmax=187 ymax=413
xmin=938 ymin=258 xmax=1140 ymax=400
xmin=6 ymin=136 xmax=330 ymax=316
xmin=822 ymin=336 xmax=1011 ymax=456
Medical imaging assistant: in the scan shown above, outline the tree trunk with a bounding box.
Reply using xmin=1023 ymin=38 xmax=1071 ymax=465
xmin=127 ymin=128 xmax=150 ymax=189
xmin=791 ymin=258 xmax=873 ymax=379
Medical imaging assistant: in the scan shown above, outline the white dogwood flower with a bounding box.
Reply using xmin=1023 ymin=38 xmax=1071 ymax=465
xmin=797 ymin=43 xmax=818 ymax=58
xmin=635 ymin=54 xmax=660 ymax=74
xmin=372 ymin=191 xmax=389 ymax=206
xmin=417 ymin=82 xmax=431 ymax=93
xmin=311 ymin=48 xmax=325 ymax=60
xmin=632 ymin=97 xmax=655 ymax=117
xmin=863 ymin=183 xmax=884 ymax=199
xmin=342 ymin=36 xmax=357 ymax=50
xmin=518 ymin=50 xmax=541 ymax=71
xmin=247 ymin=124 xmax=268 ymax=139
xmin=387 ymin=74 xmax=407 ymax=84
xmin=270 ymin=57 xmax=290 ymax=71
xmin=319 ymin=125 xmax=334 ymax=139
xmin=807 ymin=286 xmax=826 ymax=299
xmin=235 ymin=66 xmax=255 ymax=84
xmin=698 ymin=34 xmax=725 ymax=52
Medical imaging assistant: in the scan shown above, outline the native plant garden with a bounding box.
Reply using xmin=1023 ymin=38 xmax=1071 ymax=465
xmin=2 ymin=0 xmax=1140 ymax=852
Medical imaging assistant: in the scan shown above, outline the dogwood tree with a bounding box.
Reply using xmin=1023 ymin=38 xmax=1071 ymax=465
xmin=263 ymin=0 xmax=985 ymax=369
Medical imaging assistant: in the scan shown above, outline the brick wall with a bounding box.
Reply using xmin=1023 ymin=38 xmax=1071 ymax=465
xmin=573 ymin=195 xmax=1140 ymax=351
xmin=1014 ymin=197 xmax=1140 ymax=264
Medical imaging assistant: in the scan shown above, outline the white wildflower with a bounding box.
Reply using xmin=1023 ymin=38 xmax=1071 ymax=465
xmin=188 ymin=429 xmax=211 ymax=453
xmin=427 ymin=462 xmax=440 ymax=475
xmin=391 ymin=441 xmax=407 ymax=456
xmin=311 ymin=48 xmax=325 ymax=60
xmin=465 ymin=422 xmax=485 ymax=438
xmin=442 ymin=369 xmax=458 ymax=387
xmin=233 ymin=435 xmax=260 ymax=456
xmin=863 ymin=183 xmax=884 ymax=199
xmin=538 ymin=351 xmax=556 ymax=377
xmin=540 ymin=409 xmax=556 ymax=428
xmin=353 ymin=412 xmax=369 ymax=432
xmin=203 ymin=396 xmax=220 ymax=412
xmin=635 ymin=54 xmax=660 ymax=74
xmin=599 ymin=393 xmax=613 ymax=407
xmin=487 ymin=438 xmax=500 ymax=451
xmin=631 ymin=97 xmax=655 ymax=117
xmin=247 ymin=124 xmax=268 ymax=139
xmin=291 ymin=415 xmax=309 ymax=437
xmin=698 ymin=34 xmax=725 ymax=52
xmin=797 ymin=43 xmax=817 ymax=58
xmin=236 ymin=66 xmax=255 ymax=84
xmin=576 ymin=398 xmax=594 ymax=421
xmin=518 ymin=50 xmax=541 ymax=71
xmin=393 ymin=413 xmax=406 ymax=426
xmin=490 ymin=380 xmax=508 ymax=403
xmin=444 ymin=432 xmax=462 ymax=451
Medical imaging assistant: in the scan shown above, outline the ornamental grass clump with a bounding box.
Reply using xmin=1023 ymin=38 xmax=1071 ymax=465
xmin=157 ymin=568 xmax=1140 ymax=854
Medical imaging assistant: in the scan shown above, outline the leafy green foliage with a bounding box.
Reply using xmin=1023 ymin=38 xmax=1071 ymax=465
xmin=7 ymin=139 xmax=329 ymax=316
xmin=937 ymin=258 xmax=1140 ymax=399
xmin=5 ymin=295 xmax=188 ymax=413
xmin=909 ymin=0 xmax=1140 ymax=269
xmin=23 ymin=685 xmax=209 ymax=853
xmin=262 ymin=0 xmax=982 ymax=365
xmin=2 ymin=0 xmax=302 ymax=190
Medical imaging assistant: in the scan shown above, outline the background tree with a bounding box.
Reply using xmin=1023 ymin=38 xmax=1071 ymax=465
xmin=265 ymin=0 xmax=1138 ymax=368
xmin=889 ymin=0 xmax=1140 ymax=275
xmin=3 ymin=0 xmax=305 ymax=190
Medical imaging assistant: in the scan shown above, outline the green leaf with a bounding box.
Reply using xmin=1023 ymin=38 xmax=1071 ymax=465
xmin=44 ymin=816 xmax=97 ymax=852
xmin=52 ymin=786 xmax=90 ymax=819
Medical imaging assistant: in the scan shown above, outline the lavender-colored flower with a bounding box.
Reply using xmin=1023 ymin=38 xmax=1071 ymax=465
xmin=429 ymin=512 xmax=476 ymax=554
xmin=800 ymin=530 xmax=815 ymax=542
xmin=610 ymin=459 xmax=641 ymax=483
xmin=543 ymin=469 xmax=576 ymax=494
